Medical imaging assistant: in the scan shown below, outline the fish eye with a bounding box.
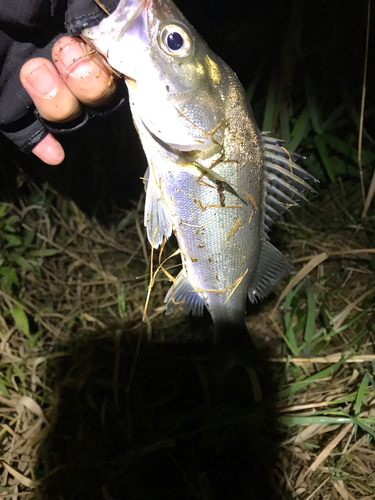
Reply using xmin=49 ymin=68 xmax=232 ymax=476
xmin=159 ymin=23 xmax=193 ymax=58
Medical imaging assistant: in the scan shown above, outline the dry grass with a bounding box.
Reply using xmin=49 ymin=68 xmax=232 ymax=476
xmin=0 ymin=179 xmax=374 ymax=499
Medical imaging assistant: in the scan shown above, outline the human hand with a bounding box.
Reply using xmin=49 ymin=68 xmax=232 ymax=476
xmin=20 ymin=36 xmax=117 ymax=165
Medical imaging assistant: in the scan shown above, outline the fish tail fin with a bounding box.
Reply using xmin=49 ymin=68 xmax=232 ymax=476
xmin=210 ymin=320 xmax=259 ymax=383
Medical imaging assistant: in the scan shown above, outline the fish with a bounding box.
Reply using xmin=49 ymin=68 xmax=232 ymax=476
xmin=82 ymin=0 xmax=317 ymax=374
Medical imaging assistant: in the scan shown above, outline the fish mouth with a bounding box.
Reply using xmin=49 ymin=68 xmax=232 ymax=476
xmin=108 ymin=0 xmax=146 ymax=42
xmin=80 ymin=0 xmax=148 ymax=66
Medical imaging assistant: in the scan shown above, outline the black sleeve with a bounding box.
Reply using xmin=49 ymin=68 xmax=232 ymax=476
xmin=0 ymin=0 xmax=120 ymax=153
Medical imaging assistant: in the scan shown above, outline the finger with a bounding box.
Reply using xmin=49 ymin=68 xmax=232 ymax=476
xmin=20 ymin=58 xmax=81 ymax=122
xmin=52 ymin=36 xmax=117 ymax=107
xmin=31 ymin=133 xmax=65 ymax=165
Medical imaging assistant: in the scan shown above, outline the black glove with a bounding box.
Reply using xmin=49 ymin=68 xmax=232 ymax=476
xmin=0 ymin=0 xmax=120 ymax=153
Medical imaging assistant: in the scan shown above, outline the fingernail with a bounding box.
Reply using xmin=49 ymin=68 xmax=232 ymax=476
xmin=26 ymin=65 xmax=58 ymax=97
xmin=56 ymin=42 xmax=92 ymax=77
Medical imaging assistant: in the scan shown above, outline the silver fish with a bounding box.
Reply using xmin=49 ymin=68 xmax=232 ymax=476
xmin=82 ymin=0 xmax=317 ymax=371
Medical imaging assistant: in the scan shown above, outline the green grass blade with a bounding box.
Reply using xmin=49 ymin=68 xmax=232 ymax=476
xmin=289 ymin=107 xmax=310 ymax=151
xmin=12 ymin=304 xmax=30 ymax=336
xmin=304 ymin=284 xmax=316 ymax=356
xmin=279 ymin=415 xmax=352 ymax=425
xmin=355 ymin=374 xmax=370 ymax=415
xmin=314 ymin=135 xmax=336 ymax=181
xmin=279 ymin=100 xmax=291 ymax=142
xmin=305 ymin=75 xmax=323 ymax=134
xmin=262 ymin=72 xmax=276 ymax=132
xmin=322 ymin=104 xmax=347 ymax=133
xmin=278 ymin=356 xmax=349 ymax=400
xmin=246 ymin=66 xmax=263 ymax=104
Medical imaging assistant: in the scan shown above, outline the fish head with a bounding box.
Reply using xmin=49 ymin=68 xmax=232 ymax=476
xmin=82 ymin=0 xmax=227 ymax=151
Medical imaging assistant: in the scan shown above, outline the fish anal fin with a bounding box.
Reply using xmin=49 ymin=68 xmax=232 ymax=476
xmin=248 ymin=241 xmax=293 ymax=303
xmin=165 ymin=273 xmax=205 ymax=317
xmin=144 ymin=166 xmax=173 ymax=249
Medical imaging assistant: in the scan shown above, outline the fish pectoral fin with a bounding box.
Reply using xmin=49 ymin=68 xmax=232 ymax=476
xmin=165 ymin=273 xmax=205 ymax=317
xmin=248 ymin=241 xmax=293 ymax=303
xmin=144 ymin=166 xmax=173 ymax=249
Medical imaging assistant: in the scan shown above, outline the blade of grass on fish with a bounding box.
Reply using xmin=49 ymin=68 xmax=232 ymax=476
xmin=303 ymin=284 xmax=316 ymax=356
xmin=289 ymin=106 xmax=310 ymax=152
xmin=192 ymin=162 xmax=257 ymax=207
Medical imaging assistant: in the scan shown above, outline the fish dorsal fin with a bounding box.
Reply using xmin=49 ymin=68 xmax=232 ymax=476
xmin=165 ymin=272 xmax=206 ymax=317
xmin=248 ymin=240 xmax=293 ymax=303
xmin=262 ymin=134 xmax=318 ymax=232
xmin=143 ymin=166 xmax=173 ymax=249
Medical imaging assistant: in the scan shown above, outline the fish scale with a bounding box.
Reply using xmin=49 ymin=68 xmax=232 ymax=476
xmin=82 ymin=0 xmax=317 ymax=374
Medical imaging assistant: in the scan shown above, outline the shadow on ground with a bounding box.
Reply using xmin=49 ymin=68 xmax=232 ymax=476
xmin=35 ymin=326 xmax=284 ymax=500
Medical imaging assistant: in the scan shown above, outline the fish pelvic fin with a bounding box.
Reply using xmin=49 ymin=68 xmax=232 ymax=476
xmin=248 ymin=241 xmax=293 ymax=303
xmin=210 ymin=320 xmax=258 ymax=383
xmin=165 ymin=272 xmax=206 ymax=317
